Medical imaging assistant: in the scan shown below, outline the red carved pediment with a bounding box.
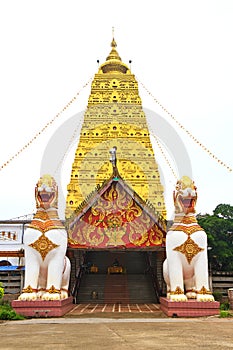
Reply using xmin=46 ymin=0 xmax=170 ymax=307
xmin=68 ymin=177 xmax=166 ymax=249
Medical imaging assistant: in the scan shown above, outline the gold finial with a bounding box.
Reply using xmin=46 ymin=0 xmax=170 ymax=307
xmin=111 ymin=27 xmax=117 ymax=48
xmin=111 ymin=37 xmax=117 ymax=48
xmin=106 ymin=28 xmax=121 ymax=61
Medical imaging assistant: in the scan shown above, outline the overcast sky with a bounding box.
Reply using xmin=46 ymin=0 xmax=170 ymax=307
xmin=0 ymin=0 xmax=232 ymax=221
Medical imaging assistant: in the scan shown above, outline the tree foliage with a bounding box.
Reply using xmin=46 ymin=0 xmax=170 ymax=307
xmin=197 ymin=204 xmax=233 ymax=271
xmin=0 ymin=283 xmax=4 ymax=300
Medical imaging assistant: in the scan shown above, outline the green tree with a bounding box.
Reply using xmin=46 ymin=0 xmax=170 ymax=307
xmin=197 ymin=204 xmax=233 ymax=271
xmin=0 ymin=283 xmax=4 ymax=300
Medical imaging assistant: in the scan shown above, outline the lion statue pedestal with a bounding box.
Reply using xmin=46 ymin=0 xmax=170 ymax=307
xmin=160 ymin=176 xmax=219 ymax=317
xmin=12 ymin=175 xmax=73 ymax=317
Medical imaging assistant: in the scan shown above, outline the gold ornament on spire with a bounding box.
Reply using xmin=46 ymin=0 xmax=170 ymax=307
xmin=106 ymin=35 xmax=122 ymax=62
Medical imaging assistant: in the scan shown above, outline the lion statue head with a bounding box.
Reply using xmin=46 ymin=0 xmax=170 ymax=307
xmin=35 ymin=174 xmax=58 ymax=209
xmin=173 ymin=176 xmax=197 ymax=214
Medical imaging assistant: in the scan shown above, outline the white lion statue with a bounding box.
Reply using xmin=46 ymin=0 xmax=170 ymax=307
xmin=163 ymin=176 xmax=214 ymax=302
xmin=18 ymin=174 xmax=70 ymax=301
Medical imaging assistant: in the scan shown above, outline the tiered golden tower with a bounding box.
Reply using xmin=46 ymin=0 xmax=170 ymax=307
xmin=65 ymin=38 xmax=166 ymax=219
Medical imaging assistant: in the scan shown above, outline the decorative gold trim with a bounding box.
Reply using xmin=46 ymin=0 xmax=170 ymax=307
xmin=68 ymin=181 xmax=165 ymax=248
xmin=33 ymin=210 xmax=61 ymax=220
xmin=28 ymin=206 xmax=65 ymax=234
xmin=28 ymin=221 xmax=65 ymax=234
xmin=29 ymin=234 xmax=59 ymax=260
xmin=186 ymin=289 xmax=196 ymax=293
xmin=169 ymin=287 xmax=184 ymax=295
xmin=46 ymin=285 xmax=61 ymax=294
xmin=170 ymin=224 xmax=204 ymax=235
xmin=22 ymin=285 xmax=38 ymax=293
xmin=173 ymin=236 xmax=204 ymax=264
xmin=173 ymin=216 xmax=197 ymax=224
xmin=196 ymin=286 xmax=212 ymax=295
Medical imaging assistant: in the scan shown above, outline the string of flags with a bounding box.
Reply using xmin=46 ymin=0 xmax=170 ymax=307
xmin=148 ymin=123 xmax=178 ymax=180
xmin=138 ymin=79 xmax=232 ymax=173
xmin=1 ymin=74 xmax=231 ymax=174
xmin=0 ymin=77 xmax=93 ymax=172
xmin=54 ymin=113 xmax=85 ymax=176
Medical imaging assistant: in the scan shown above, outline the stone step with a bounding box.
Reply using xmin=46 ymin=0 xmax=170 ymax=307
xmin=104 ymin=274 xmax=129 ymax=303
xmin=75 ymin=251 xmax=158 ymax=303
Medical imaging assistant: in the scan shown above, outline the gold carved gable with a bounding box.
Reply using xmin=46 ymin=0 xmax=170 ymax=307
xmin=68 ymin=180 xmax=165 ymax=249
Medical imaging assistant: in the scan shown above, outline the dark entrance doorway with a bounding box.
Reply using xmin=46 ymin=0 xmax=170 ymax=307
xmin=71 ymin=250 xmax=165 ymax=304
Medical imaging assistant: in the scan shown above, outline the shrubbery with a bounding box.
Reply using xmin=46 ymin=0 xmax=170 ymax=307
xmin=0 ymin=283 xmax=24 ymax=320
xmin=219 ymin=310 xmax=233 ymax=318
xmin=0 ymin=301 xmax=24 ymax=320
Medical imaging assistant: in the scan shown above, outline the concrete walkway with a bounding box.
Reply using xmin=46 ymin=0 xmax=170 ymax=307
xmin=1 ymin=316 xmax=233 ymax=349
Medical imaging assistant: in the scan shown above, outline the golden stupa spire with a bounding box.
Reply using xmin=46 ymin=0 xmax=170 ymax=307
xmin=106 ymin=28 xmax=121 ymax=61
xmin=65 ymin=35 xmax=167 ymax=220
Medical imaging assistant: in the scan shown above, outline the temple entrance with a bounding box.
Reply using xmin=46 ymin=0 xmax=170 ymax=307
xmin=71 ymin=250 xmax=166 ymax=304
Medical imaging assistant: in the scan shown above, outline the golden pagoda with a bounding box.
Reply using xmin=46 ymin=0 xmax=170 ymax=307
xmin=65 ymin=37 xmax=166 ymax=219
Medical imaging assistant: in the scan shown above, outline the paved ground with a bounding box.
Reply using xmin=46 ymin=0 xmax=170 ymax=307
xmin=1 ymin=317 xmax=233 ymax=349
xmin=67 ymin=303 xmax=165 ymax=317
xmin=1 ymin=303 xmax=233 ymax=350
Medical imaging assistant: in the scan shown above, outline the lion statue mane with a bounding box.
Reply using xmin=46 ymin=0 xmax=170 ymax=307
xmin=18 ymin=174 xmax=70 ymax=301
xmin=163 ymin=176 xmax=214 ymax=302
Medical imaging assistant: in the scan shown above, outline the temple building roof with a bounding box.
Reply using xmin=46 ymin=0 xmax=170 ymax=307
xmin=67 ymin=159 xmax=166 ymax=250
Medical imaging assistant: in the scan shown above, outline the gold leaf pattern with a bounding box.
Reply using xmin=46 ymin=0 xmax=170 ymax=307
xmin=68 ymin=182 xmax=165 ymax=248
xmin=22 ymin=285 xmax=37 ymax=293
xmin=169 ymin=286 xmax=184 ymax=295
xmin=173 ymin=215 xmax=197 ymax=224
xmin=29 ymin=234 xmax=59 ymax=260
xmin=196 ymin=286 xmax=212 ymax=295
xmin=170 ymin=224 xmax=204 ymax=235
xmin=46 ymin=285 xmax=61 ymax=294
xmin=173 ymin=236 xmax=204 ymax=264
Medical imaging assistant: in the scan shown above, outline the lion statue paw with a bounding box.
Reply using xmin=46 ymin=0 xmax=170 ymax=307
xmin=169 ymin=294 xmax=188 ymax=302
xmin=196 ymin=294 xmax=215 ymax=302
xmin=42 ymin=292 xmax=61 ymax=301
xmin=168 ymin=287 xmax=188 ymax=302
xmin=18 ymin=286 xmax=38 ymax=301
xmin=60 ymin=289 xmax=69 ymax=299
xmin=186 ymin=291 xmax=197 ymax=299
xmin=18 ymin=292 xmax=38 ymax=301
xmin=41 ymin=286 xmax=62 ymax=300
